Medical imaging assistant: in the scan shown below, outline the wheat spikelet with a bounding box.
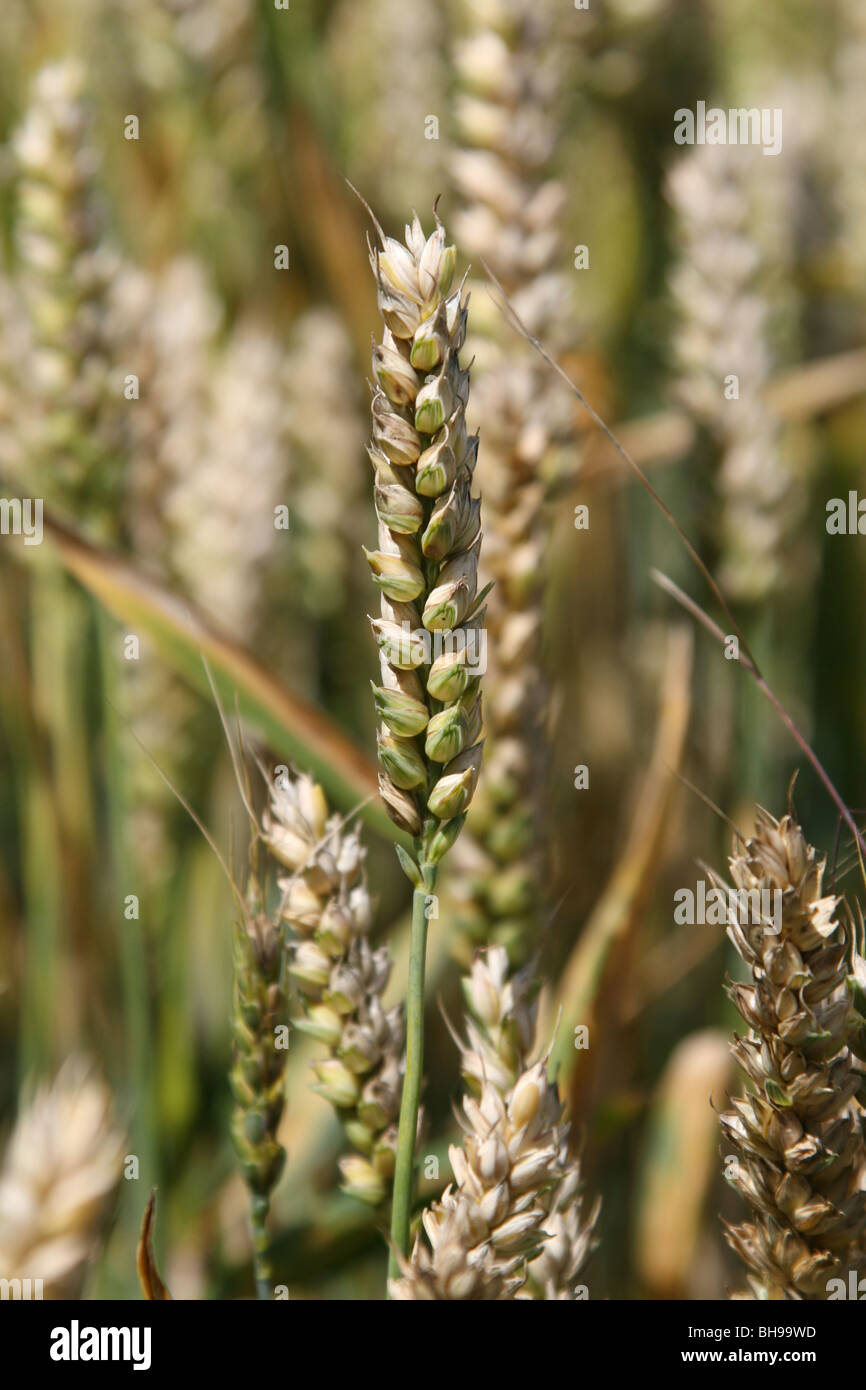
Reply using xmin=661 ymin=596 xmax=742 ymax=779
xmin=0 ymin=1059 xmax=124 ymax=1299
xmin=264 ymin=769 xmax=404 ymax=1206
xmin=717 ymin=808 xmax=866 ymax=1299
xmin=524 ymin=1148 xmax=600 ymax=1300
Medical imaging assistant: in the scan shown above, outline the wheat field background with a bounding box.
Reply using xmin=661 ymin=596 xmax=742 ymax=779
xmin=0 ymin=0 xmax=865 ymax=1303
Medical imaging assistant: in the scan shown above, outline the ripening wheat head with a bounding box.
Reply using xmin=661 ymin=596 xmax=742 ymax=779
xmin=717 ymin=808 xmax=866 ymax=1299
xmin=264 ymin=768 xmax=404 ymax=1206
xmin=446 ymin=0 xmax=571 ymax=966
xmin=667 ymin=142 xmax=805 ymax=605
xmin=0 ymin=1060 xmax=124 ymax=1299
xmin=391 ymin=946 xmax=598 ymax=1299
xmin=365 ymin=208 xmax=485 ymax=864
xmin=11 ymin=59 xmax=124 ymax=520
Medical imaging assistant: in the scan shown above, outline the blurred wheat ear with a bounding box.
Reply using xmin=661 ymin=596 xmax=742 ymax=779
xmin=446 ymin=0 xmax=571 ymax=971
xmin=0 ymin=1059 xmax=125 ymax=1299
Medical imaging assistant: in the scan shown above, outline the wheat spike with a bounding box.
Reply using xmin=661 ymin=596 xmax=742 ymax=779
xmin=365 ymin=208 xmax=484 ymax=856
xmin=391 ymin=946 xmax=598 ymax=1299
xmin=264 ymin=768 xmax=404 ymax=1206
xmin=447 ymin=0 xmax=570 ymax=966
xmin=0 ymin=1060 xmax=124 ymax=1299
xmin=283 ymin=307 xmax=367 ymax=620
xmin=10 ymin=59 xmax=124 ymax=525
xmin=667 ymin=143 xmax=806 ymax=605
xmin=717 ymin=808 xmax=866 ymax=1299
xmin=166 ymin=317 xmax=291 ymax=641
xmin=328 ymin=0 xmax=446 ymax=215
xmin=229 ymin=876 xmax=288 ymax=1296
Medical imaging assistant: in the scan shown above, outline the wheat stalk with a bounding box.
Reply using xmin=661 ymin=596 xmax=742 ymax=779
xmin=716 ymin=807 xmax=866 ymax=1298
xmin=0 ymin=1059 xmax=125 ymax=1299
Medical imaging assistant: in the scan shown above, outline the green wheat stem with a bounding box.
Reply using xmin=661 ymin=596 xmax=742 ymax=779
xmin=96 ymin=609 xmax=156 ymax=1192
xmin=388 ymin=863 xmax=436 ymax=1289
xmin=251 ymin=1194 xmax=274 ymax=1301
xmin=95 ymin=610 xmax=158 ymax=1299
xmin=20 ymin=561 xmax=89 ymax=1079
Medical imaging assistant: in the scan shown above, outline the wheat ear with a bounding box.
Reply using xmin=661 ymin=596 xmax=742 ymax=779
xmin=446 ymin=0 xmax=569 ymax=967
xmin=390 ymin=946 xmax=598 ymax=1299
xmin=666 ymin=143 xmax=804 ymax=606
xmin=229 ymin=880 xmax=288 ymax=1300
xmin=11 ymin=59 xmax=123 ymax=524
xmin=363 ymin=205 xmax=485 ymax=1277
xmin=717 ymin=807 xmax=866 ymax=1298
xmin=0 ymin=1059 xmax=125 ymax=1298
xmin=264 ymin=769 xmax=404 ymax=1207
xmin=227 ymin=796 xmax=291 ymax=1302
